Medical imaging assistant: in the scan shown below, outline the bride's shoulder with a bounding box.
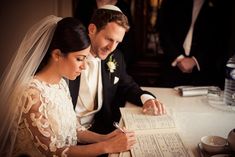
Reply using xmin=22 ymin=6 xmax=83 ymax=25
xmin=23 ymin=79 xmax=43 ymax=94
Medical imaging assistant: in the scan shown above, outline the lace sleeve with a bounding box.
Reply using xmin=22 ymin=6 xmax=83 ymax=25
xmin=22 ymin=87 xmax=69 ymax=157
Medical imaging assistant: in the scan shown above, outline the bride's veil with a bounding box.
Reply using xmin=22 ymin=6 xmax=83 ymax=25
xmin=0 ymin=15 xmax=62 ymax=157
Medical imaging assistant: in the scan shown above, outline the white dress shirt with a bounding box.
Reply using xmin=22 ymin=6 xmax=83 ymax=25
xmin=183 ymin=0 xmax=204 ymax=55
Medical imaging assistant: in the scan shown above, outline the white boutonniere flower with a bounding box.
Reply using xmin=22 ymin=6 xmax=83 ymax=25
xmin=107 ymin=55 xmax=117 ymax=73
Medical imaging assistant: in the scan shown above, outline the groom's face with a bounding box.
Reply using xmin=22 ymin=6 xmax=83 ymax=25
xmin=88 ymin=22 xmax=126 ymax=60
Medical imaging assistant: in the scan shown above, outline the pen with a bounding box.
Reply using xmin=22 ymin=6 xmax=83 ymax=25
xmin=113 ymin=122 xmax=126 ymax=133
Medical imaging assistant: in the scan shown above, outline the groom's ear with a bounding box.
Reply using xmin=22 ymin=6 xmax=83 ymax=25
xmin=88 ymin=23 xmax=97 ymax=35
xmin=51 ymin=49 xmax=62 ymax=61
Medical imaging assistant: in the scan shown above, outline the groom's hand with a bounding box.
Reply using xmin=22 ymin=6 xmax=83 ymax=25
xmin=142 ymin=99 xmax=166 ymax=115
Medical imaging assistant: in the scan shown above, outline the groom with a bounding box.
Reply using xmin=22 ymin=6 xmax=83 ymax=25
xmin=69 ymin=5 xmax=166 ymax=134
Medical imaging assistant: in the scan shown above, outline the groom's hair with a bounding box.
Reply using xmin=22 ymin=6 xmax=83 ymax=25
xmin=90 ymin=7 xmax=130 ymax=32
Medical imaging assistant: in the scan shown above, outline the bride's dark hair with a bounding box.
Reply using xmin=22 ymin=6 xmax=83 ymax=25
xmin=37 ymin=17 xmax=90 ymax=72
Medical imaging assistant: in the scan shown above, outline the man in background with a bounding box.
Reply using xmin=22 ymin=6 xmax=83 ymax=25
xmin=158 ymin=0 xmax=232 ymax=89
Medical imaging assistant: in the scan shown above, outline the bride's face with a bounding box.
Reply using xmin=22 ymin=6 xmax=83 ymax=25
xmin=58 ymin=46 xmax=90 ymax=80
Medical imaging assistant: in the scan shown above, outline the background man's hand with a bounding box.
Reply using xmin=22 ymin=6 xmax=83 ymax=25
xmin=177 ymin=57 xmax=196 ymax=73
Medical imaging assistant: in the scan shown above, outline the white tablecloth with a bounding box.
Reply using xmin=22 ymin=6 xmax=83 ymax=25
xmin=110 ymin=87 xmax=235 ymax=157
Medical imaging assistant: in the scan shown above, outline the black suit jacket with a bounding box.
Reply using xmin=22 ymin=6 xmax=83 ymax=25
xmin=158 ymin=0 xmax=231 ymax=88
xmin=69 ymin=50 xmax=155 ymax=133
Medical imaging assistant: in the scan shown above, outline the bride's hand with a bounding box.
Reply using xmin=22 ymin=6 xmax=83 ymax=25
xmin=103 ymin=130 xmax=136 ymax=153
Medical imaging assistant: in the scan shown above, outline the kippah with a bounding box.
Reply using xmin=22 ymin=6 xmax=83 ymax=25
xmin=99 ymin=4 xmax=122 ymax=13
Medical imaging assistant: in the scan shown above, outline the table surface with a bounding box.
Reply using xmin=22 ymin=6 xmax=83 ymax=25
xmin=111 ymin=87 xmax=235 ymax=157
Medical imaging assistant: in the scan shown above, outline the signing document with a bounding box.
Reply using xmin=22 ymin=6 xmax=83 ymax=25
xmin=120 ymin=107 xmax=192 ymax=157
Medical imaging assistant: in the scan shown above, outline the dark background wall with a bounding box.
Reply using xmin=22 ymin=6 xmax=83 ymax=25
xmin=0 ymin=0 xmax=72 ymax=77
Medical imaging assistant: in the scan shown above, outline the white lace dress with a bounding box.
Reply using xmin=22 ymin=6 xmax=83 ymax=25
xmin=13 ymin=78 xmax=83 ymax=157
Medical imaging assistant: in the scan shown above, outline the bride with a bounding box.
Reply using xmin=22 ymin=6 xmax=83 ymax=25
xmin=0 ymin=15 xmax=135 ymax=157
